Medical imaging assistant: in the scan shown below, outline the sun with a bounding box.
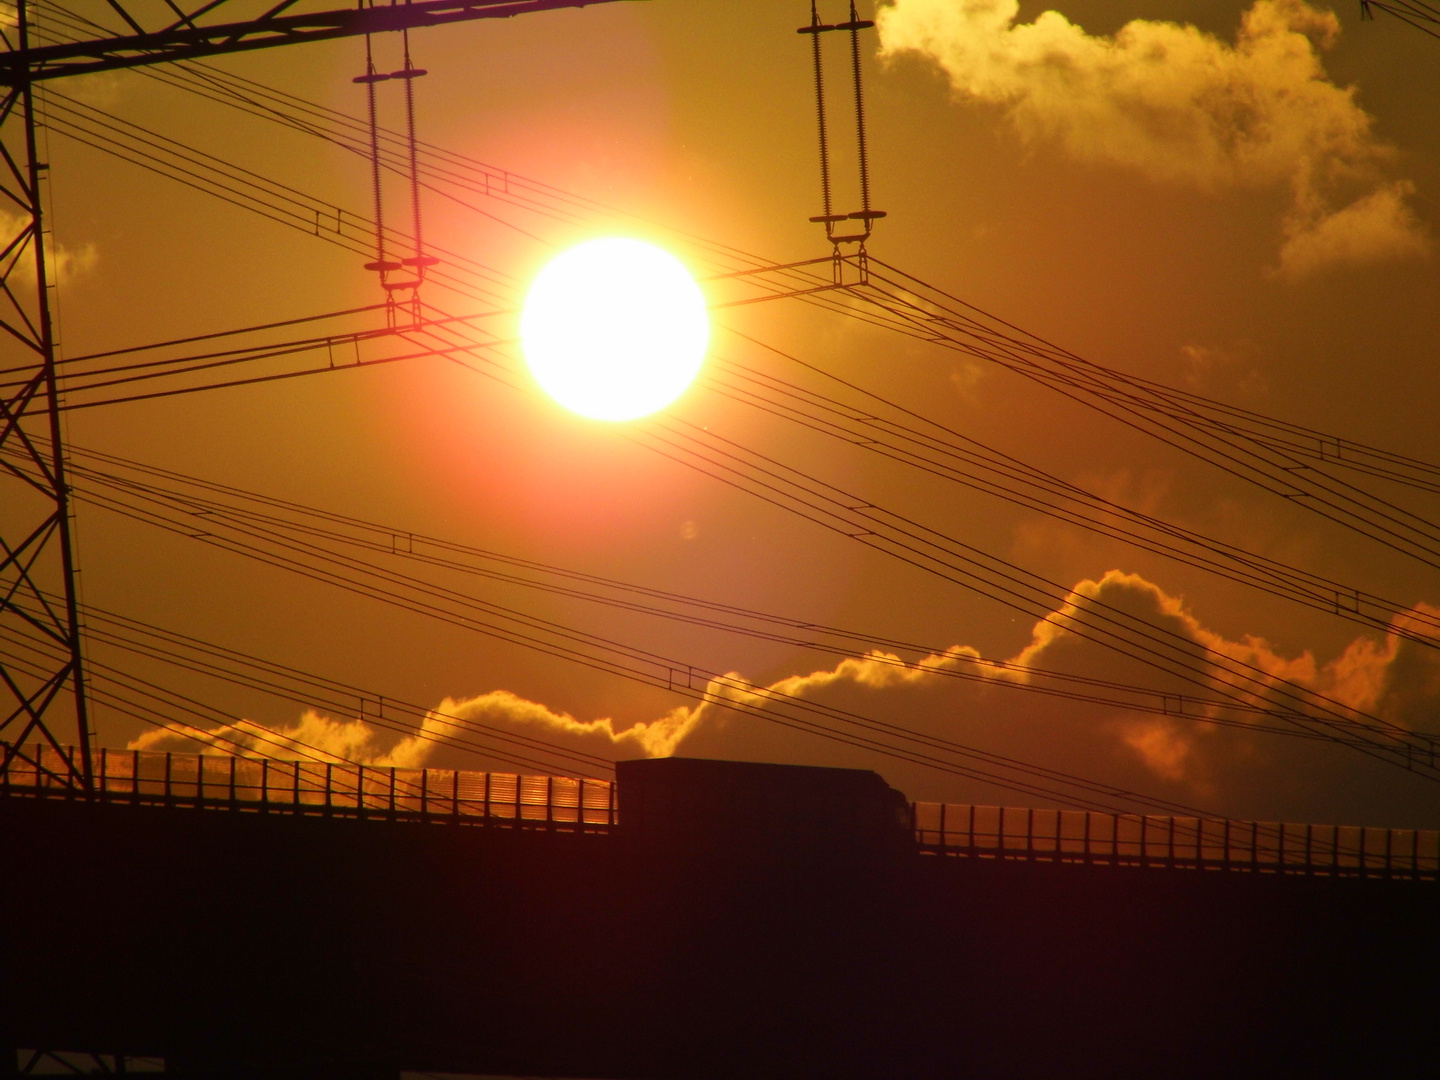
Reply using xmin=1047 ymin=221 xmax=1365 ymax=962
xmin=521 ymin=238 xmax=709 ymax=422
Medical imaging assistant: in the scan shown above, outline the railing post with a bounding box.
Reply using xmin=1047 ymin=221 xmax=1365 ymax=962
xmin=389 ymin=766 xmax=396 ymax=821
xmin=968 ymin=804 xmax=976 ymax=854
xmin=260 ymin=758 xmax=269 ymax=812
xmin=546 ymin=774 xmax=554 ymax=829
xmin=421 ymin=768 xmax=428 ymax=820
xmin=1166 ymin=816 xmax=1175 ymax=868
xmin=483 ymin=771 xmax=491 ymax=824
xmin=938 ymin=801 xmax=946 ymax=850
xmin=230 ymin=754 xmax=237 ymax=810
xmin=164 ymin=751 xmax=172 ymax=808
xmin=292 ymin=760 xmax=301 ymax=816
xmin=325 ymin=762 xmax=333 ymax=817
xmin=196 ymin=753 xmax=204 ymax=809
xmin=452 ymin=769 xmax=459 ymax=825
xmin=99 ymin=747 xmax=107 ymax=803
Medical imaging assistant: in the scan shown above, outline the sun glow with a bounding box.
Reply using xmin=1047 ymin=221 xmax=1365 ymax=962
xmin=521 ymin=238 xmax=709 ymax=421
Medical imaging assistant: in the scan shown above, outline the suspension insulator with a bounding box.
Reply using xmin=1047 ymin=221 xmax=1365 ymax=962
xmin=798 ymin=1 xmax=886 ymax=249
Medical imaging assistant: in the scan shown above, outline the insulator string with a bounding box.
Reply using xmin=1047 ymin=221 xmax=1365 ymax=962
xmin=401 ymin=26 xmax=426 ymax=279
xmin=357 ymin=31 xmax=391 ymax=278
xmin=849 ymin=0 xmax=870 ymax=220
xmin=809 ymin=1 xmax=833 ymax=228
xmin=366 ymin=37 xmax=385 ymax=270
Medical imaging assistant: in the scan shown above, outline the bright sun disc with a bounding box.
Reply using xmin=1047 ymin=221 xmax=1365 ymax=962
xmin=521 ymin=238 xmax=709 ymax=421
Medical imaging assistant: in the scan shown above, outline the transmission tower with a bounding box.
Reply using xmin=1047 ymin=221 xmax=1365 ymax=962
xmin=0 ymin=0 xmax=624 ymax=789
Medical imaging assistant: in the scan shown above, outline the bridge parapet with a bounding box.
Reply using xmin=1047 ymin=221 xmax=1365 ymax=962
xmin=6 ymin=743 xmax=1435 ymax=879
xmin=914 ymin=801 xmax=1439 ymax=881
xmin=1 ymin=742 xmax=616 ymax=830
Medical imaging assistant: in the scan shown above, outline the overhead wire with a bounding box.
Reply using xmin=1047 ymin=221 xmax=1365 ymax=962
xmin=18 ymin=303 xmax=1436 ymax=780
xmin=36 ymin=25 xmax=1440 ymax=584
xmin=15 ymin=453 xmax=1250 ymax=814
xmin=1362 ymin=0 xmax=1440 ymax=41
xmin=703 ymin=336 xmax=1440 ymax=651
xmin=50 ymin=439 xmax=1433 ymax=755
xmin=20 ymin=290 xmax=1440 ymax=659
xmin=845 ymin=260 xmax=1440 ymax=568
xmin=25 ymin=394 xmax=1440 ymax=789
xmin=39 ymin=0 xmax=1440 ymax=509
xmin=28 ymin=4 xmax=1440 ymax=800
xmin=405 ymin=310 xmax=1440 ymax=777
xmin=6 ymin=596 xmax=617 ymax=776
xmin=21 ymin=80 xmax=1438 ymax=765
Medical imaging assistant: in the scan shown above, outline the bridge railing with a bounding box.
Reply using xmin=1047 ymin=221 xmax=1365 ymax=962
xmin=912 ymin=802 xmax=1438 ymax=881
xmin=1 ymin=743 xmax=615 ymax=830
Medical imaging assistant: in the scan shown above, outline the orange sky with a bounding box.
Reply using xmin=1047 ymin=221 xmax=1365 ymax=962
xmin=15 ymin=0 xmax=1440 ymax=828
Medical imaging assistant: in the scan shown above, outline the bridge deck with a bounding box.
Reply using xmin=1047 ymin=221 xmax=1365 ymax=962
xmin=5 ymin=741 xmax=1436 ymax=880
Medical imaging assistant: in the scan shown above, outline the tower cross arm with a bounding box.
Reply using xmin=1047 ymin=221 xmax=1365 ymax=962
xmin=1 ymin=0 xmax=634 ymax=84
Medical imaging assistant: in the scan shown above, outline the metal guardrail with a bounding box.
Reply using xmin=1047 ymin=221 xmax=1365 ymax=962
xmin=5 ymin=745 xmax=1435 ymax=879
xmin=913 ymin=802 xmax=1439 ymax=882
xmin=1 ymin=743 xmax=615 ymax=831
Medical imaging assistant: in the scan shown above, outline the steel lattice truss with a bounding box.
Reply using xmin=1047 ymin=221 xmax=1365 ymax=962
xmin=0 ymin=29 xmax=91 ymax=789
xmin=0 ymin=0 xmax=626 ymax=790
xmin=0 ymin=0 xmax=620 ymax=84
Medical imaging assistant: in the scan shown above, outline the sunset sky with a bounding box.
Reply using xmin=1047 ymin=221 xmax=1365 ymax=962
xmin=17 ymin=0 xmax=1440 ymax=828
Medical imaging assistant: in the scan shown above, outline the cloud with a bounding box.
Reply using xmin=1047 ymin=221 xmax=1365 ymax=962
xmin=1119 ymin=718 xmax=1193 ymax=781
xmin=425 ymin=688 xmax=694 ymax=758
xmin=132 ymin=575 xmax=1440 ymax=821
xmin=1277 ymin=179 xmax=1429 ymax=279
xmin=1180 ymin=340 xmax=1268 ymax=400
xmin=876 ymin=0 xmax=1429 ymax=276
xmin=1007 ymin=572 xmax=1440 ymax=792
xmin=666 ymin=572 xmax=1439 ymax=805
xmin=0 ymin=208 xmax=98 ymax=288
xmin=128 ymin=710 xmax=436 ymax=767
xmin=126 ymin=686 xmax=701 ymax=769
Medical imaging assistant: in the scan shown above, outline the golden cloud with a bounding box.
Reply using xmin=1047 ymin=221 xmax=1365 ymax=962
xmin=132 ymin=577 xmax=1439 ymax=808
xmin=877 ymin=0 xmax=1430 ymax=276
xmin=0 ymin=207 xmax=98 ymax=288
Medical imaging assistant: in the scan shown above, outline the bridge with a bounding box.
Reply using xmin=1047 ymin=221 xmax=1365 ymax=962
xmin=3 ymin=746 xmax=1437 ymax=1079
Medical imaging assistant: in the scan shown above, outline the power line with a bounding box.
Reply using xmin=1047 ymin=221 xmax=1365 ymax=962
xmin=25 ymin=1 xmax=1440 ymax=803
xmin=19 ymin=279 xmax=1438 ymax=659
xmin=34 ymin=461 xmax=1251 ymax=814
xmin=22 ymin=428 xmax=1435 ymax=789
xmin=22 ymin=295 xmax=1432 ymax=775
xmin=43 ymin=437 xmax=1417 ymax=751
